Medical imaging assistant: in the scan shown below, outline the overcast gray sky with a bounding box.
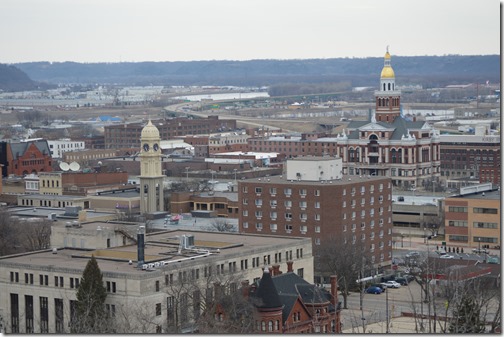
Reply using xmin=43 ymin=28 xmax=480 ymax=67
xmin=0 ymin=0 xmax=500 ymax=63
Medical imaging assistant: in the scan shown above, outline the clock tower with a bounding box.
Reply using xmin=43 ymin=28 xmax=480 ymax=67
xmin=139 ymin=120 xmax=164 ymax=214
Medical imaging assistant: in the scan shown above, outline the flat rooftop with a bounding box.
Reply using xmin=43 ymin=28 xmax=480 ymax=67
xmin=453 ymin=189 xmax=501 ymax=200
xmin=8 ymin=207 xmax=115 ymax=220
xmin=0 ymin=230 xmax=310 ymax=275
xmin=241 ymin=174 xmax=387 ymax=186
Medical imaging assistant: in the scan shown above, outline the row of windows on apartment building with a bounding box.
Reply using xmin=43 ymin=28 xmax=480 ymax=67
xmin=448 ymin=206 xmax=498 ymax=214
xmin=244 ymin=208 xmax=390 ymax=224
xmin=448 ymin=220 xmax=499 ymax=229
xmin=242 ymin=183 xmax=389 ymax=196
xmin=245 ymin=195 xmax=390 ymax=208
xmin=9 ymin=294 xmax=116 ymax=334
xmin=9 ymin=271 xmax=116 ymax=293
xmin=448 ymin=235 xmax=499 ymax=243
xmin=243 ymin=216 xmax=391 ymax=234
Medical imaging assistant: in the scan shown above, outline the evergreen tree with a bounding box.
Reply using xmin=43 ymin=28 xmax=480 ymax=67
xmin=449 ymin=294 xmax=486 ymax=333
xmin=72 ymin=255 xmax=109 ymax=333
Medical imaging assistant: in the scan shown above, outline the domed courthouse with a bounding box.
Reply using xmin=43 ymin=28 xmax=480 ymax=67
xmin=337 ymin=48 xmax=441 ymax=188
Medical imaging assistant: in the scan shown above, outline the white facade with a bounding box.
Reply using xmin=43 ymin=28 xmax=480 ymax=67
xmin=285 ymin=157 xmax=343 ymax=182
xmin=47 ymin=139 xmax=85 ymax=159
xmin=0 ymin=230 xmax=313 ymax=333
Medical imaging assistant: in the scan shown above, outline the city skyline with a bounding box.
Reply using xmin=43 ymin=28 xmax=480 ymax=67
xmin=0 ymin=0 xmax=500 ymax=63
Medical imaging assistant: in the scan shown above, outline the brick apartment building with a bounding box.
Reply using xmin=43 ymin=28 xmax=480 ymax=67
xmin=104 ymin=116 xmax=237 ymax=149
xmin=0 ymin=140 xmax=53 ymax=177
xmin=238 ymin=157 xmax=394 ymax=277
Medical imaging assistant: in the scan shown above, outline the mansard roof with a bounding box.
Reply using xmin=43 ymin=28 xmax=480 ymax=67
xmin=254 ymin=268 xmax=283 ymax=310
xmin=9 ymin=140 xmax=51 ymax=158
xmin=346 ymin=116 xmax=430 ymax=141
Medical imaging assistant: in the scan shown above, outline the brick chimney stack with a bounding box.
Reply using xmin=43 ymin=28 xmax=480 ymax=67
xmin=241 ymin=280 xmax=250 ymax=299
xmin=287 ymin=261 xmax=293 ymax=273
xmin=272 ymin=264 xmax=281 ymax=276
xmin=330 ymin=275 xmax=338 ymax=306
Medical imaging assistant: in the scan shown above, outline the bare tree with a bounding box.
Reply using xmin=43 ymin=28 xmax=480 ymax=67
xmin=18 ymin=220 xmax=52 ymax=251
xmin=206 ymin=219 xmax=236 ymax=232
xmin=317 ymin=235 xmax=373 ymax=309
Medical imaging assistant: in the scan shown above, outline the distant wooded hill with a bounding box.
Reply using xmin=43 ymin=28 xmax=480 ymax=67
xmin=0 ymin=64 xmax=53 ymax=92
xmin=7 ymin=55 xmax=501 ymax=89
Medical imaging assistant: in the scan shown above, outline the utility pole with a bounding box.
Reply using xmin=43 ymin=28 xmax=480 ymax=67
xmin=385 ymin=286 xmax=390 ymax=333
xmin=359 ymin=271 xmax=366 ymax=333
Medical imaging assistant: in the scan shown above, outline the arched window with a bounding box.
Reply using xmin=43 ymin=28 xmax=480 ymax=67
xmin=275 ymin=320 xmax=280 ymax=331
xmin=391 ymin=149 xmax=397 ymax=163
xmin=388 ymin=83 xmax=391 ymax=90
xmin=268 ymin=321 xmax=273 ymax=332
xmin=383 ymin=83 xmax=386 ymax=91
xmin=261 ymin=321 xmax=266 ymax=331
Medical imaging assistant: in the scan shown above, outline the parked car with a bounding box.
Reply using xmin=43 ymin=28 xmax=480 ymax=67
xmin=395 ymin=277 xmax=409 ymax=286
xmin=440 ymin=254 xmax=455 ymax=259
xmin=472 ymin=248 xmax=489 ymax=254
xmin=372 ymin=283 xmax=387 ymax=292
xmin=404 ymin=274 xmax=416 ymax=282
xmin=366 ymin=286 xmax=383 ymax=294
xmin=384 ymin=281 xmax=401 ymax=288
xmin=405 ymin=251 xmax=420 ymax=258
xmin=380 ymin=275 xmax=396 ymax=282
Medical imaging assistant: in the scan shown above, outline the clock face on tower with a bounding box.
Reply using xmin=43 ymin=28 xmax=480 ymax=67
xmin=153 ymin=143 xmax=159 ymax=152
xmin=143 ymin=143 xmax=150 ymax=152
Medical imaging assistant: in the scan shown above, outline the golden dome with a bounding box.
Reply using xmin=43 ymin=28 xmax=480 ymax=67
xmin=141 ymin=120 xmax=160 ymax=140
xmin=384 ymin=51 xmax=391 ymax=59
xmin=380 ymin=66 xmax=395 ymax=78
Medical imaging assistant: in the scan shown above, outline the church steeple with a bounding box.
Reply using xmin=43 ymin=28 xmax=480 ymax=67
xmin=374 ymin=47 xmax=401 ymax=123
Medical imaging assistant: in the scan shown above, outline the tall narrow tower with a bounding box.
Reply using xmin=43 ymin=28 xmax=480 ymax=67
xmin=374 ymin=47 xmax=401 ymax=122
xmin=139 ymin=120 xmax=164 ymax=214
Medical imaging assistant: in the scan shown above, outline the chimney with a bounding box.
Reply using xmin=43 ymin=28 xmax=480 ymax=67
xmin=272 ymin=264 xmax=281 ymax=276
xmin=214 ymin=282 xmax=223 ymax=300
xmin=268 ymin=266 xmax=273 ymax=275
xmin=287 ymin=261 xmax=293 ymax=273
xmin=241 ymin=280 xmax=250 ymax=299
xmin=137 ymin=225 xmax=145 ymax=268
xmin=330 ymin=275 xmax=338 ymax=306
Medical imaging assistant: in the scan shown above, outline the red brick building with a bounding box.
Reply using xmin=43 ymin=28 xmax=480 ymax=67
xmin=439 ymin=134 xmax=500 ymax=187
xmin=104 ymin=116 xmax=237 ymax=149
xmin=0 ymin=140 xmax=53 ymax=177
xmin=239 ymin=157 xmax=394 ymax=277
xmin=248 ymin=266 xmax=341 ymax=333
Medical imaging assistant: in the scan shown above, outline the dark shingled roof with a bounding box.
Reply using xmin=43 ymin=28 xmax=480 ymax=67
xmin=271 ymin=272 xmax=334 ymax=319
xmin=254 ymin=268 xmax=283 ymax=309
xmin=10 ymin=140 xmax=51 ymax=158
xmin=347 ymin=116 xmax=429 ymax=141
